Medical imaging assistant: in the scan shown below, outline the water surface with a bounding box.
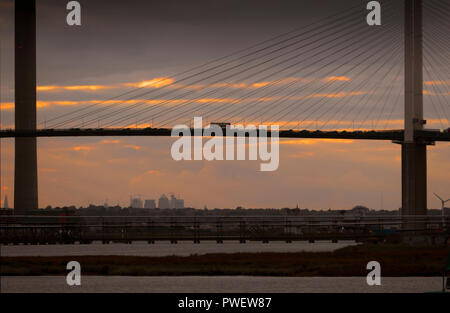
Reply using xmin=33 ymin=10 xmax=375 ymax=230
xmin=1 ymin=276 xmax=443 ymax=293
xmin=1 ymin=240 xmax=356 ymax=257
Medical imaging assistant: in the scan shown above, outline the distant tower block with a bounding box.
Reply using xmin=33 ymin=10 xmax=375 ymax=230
xmin=14 ymin=0 xmax=38 ymax=214
xmin=144 ymin=199 xmax=156 ymax=209
xmin=4 ymin=195 xmax=9 ymax=209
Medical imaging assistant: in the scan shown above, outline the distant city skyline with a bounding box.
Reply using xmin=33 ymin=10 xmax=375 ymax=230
xmin=129 ymin=193 xmax=185 ymax=209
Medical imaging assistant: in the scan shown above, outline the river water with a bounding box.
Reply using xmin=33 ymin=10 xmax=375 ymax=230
xmin=1 ymin=240 xmax=356 ymax=257
xmin=1 ymin=276 xmax=444 ymax=293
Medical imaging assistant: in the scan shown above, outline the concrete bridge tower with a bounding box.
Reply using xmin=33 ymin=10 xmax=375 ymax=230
xmin=401 ymin=0 xmax=428 ymax=230
xmin=14 ymin=0 xmax=38 ymax=214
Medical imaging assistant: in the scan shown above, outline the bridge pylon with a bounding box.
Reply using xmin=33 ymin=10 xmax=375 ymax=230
xmin=14 ymin=0 xmax=38 ymax=214
xmin=401 ymin=0 xmax=429 ymax=234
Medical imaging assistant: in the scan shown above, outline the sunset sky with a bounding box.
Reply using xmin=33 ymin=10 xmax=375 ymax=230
xmin=0 ymin=0 xmax=449 ymax=210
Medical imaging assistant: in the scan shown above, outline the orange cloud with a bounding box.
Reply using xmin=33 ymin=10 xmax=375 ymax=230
xmin=101 ymin=139 xmax=121 ymax=144
xmin=2 ymin=96 xmax=281 ymax=111
xmin=306 ymin=91 xmax=365 ymax=99
xmin=126 ymin=77 xmax=174 ymax=88
xmin=33 ymin=76 xmax=313 ymax=99
xmin=38 ymin=101 xmax=79 ymax=108
xmin=424 ymin=80 xmax=450 ymax=86
xmin=279 ymin=139 xmax=354 ymax=145
xmin=26 ymin=97 xmax=241 ymax=109
xmin=36 ymin=86 xmax=58 ymax=91
xmin=37 ymin=85 xmax=113 ymax=92
xmin=196 ymin=98 xmax=235 ymax=104
xmin=37 ymin=77 xmax=174 ymax=93
xmin=0 ymin=102 xmax=14 ymax=110
xmin=2 ymin=101 xmax=86 ymax=110
xmin=73 ymin=146 xmax=94 ymax=152
xmin=208 ymin=78 xmax=303 ymax=90
xmin=65 ymin=85 xmax=111 ymax=91
xmin=251 ymin=82 xmax=271 ymax=88
xmin=324 ymin=76 xmax=351 ymax=82
xmin=123 ymin=144 xmax=143 ymax=151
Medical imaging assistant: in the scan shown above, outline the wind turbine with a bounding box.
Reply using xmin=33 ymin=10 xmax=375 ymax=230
xmin=434 ymin=193 xmax=450 ymax=230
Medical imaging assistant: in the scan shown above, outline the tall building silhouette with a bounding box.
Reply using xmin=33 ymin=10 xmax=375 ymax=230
xmin=130 ymin=197 xmax=143 ymax=209
xmin=169 ymin=194 xmax=184 ymax=209
xmin=158 ymin=194 xmax=169 ymax=209
xmin=144 ymin=199 xmax=156 ymax=209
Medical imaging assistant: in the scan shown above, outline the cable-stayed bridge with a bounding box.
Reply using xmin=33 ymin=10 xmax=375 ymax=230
xmin=1 ymin=0 xmax=450 ymax=234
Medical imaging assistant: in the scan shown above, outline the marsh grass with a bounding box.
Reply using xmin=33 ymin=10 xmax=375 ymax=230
xmin=1 ymin=244 xmax=448 ymax=276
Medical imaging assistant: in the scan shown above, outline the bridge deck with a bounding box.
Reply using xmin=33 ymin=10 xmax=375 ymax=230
xmin=1 ymin=128 xmax=449 ymax=141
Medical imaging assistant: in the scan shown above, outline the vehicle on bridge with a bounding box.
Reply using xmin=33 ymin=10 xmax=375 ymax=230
xmin=210 ymin=122 xmax=231 ymax=128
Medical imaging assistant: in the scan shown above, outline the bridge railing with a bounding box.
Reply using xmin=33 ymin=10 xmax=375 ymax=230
xmin=1 ymin=215 xmax=448 ymax=244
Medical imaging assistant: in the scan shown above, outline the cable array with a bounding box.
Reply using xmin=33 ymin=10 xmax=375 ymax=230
xmin=423 ymin=0 xmax=450 ymax=128
xmin=40 ymin=0 xmax=449 ymax=131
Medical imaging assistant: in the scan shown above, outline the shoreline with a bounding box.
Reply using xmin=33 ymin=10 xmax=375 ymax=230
xmin=1 ymin=244 xmax=449 ymax=277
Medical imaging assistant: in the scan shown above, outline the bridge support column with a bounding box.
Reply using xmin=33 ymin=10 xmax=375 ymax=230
xmin=401 ymin=0 xmax=427 ymax=235
xmin=14 ymin=0 xmax=38 ymax=214
xmin=401 ymin=142 xmax=427 ymax=231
